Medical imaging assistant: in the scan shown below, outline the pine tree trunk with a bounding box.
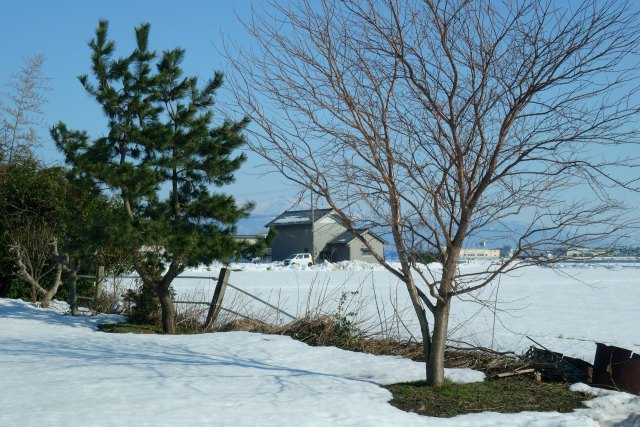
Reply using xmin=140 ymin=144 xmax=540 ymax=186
xmin=157 ymin=285 xmax=176 ymax=334
xmin=427 ymin=300 xmax=451 ymax=386
xmin=0 ymin=279 xmax=11 ymax=298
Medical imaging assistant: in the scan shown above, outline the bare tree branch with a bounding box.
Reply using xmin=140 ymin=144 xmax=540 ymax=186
xmin=226 ymin=0 xmax=640 ymax=385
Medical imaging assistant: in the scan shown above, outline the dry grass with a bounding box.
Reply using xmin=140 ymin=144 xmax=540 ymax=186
xmin=107 ymin=274 xmax=529 ymax=376
xmin=216 ymin=315 xmax=526 ymax=375
xmin=217 ymin=318 xmax=280 ymax=334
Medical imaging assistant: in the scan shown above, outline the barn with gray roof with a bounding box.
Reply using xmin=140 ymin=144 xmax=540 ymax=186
xmin=266 ymin=209 xmax=386 ymax=262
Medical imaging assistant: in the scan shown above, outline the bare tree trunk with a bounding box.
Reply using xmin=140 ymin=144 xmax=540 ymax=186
xmin=428 ymin=300 xmax=451 ymax=386
xmin=40 ymin=256 xmax=64 ymax=309
xmin=30 ymin=283 xmax=37 ymax=303
xmin=10 ymin=238 xmax=65 ymax=308
xmin=401 ymin=275 xmax=433 ymax=381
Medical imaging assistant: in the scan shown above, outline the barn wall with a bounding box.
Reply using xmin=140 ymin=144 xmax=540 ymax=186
xmin=271 ymin=225 xmax=313 ymax=261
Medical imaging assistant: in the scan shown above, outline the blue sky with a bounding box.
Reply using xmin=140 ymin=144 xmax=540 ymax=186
xmin=0 ymin=0 xmax=301 ymax=232
xmin=2 ymin=1 xmax=640 ymax=242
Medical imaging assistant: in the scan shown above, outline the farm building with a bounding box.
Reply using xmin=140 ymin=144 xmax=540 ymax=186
xmin=565 ymin=247 xmax=607 ymax=258
xmin=266 ymin=209 xmax=386 ymax=263
xmin=459 ymin=248 xmax=501 ymax=259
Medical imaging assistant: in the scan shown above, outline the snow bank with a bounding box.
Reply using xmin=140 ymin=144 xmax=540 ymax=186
xmin=1 ymin=299 xmax=639 ymax=426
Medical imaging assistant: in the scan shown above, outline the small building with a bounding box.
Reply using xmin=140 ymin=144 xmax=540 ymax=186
xmin=266 ymin=208 xmax=386 ymax=262
xmin=500 ymin=245 xmax=515 ymax=258
xmin=459 ymin=248 xmax=501 ymax=259
xmin=326 ymin=229 xmax=386 ymax=263
xmin=565 ymin=247 xmax=604 ymax=258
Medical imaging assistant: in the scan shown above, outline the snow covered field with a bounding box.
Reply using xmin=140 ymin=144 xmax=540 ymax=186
xmin=168 ymin=260 xmax=640 ymax=363
xmin=2 ymin=261 xmax=639 ymax=426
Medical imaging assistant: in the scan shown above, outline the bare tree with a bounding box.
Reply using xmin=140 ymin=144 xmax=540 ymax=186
xmin=0 ymin=56 xmax=50 ymax=297
xmin=0 ymin=54 xmax=50 ymax=164
xmin=9 ymin=221 xmax=65 ymax=308
xmin=227 ymin=0 xmax=640 ymax=386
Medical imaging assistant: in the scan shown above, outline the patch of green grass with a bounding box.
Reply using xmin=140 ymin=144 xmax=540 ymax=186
xmin=385 ymin=377 xmax=589 ymax=417
xmin=97 ymin=323 xmax=203 ymax=335
xmin=98 ymin=323 xmax=163 ymax=334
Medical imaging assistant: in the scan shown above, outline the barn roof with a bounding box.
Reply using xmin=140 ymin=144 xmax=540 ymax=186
xmin=328 ymin=229 xmax=387 ymax=245
xmin=266 ymin=208 xmax=334 ymax=227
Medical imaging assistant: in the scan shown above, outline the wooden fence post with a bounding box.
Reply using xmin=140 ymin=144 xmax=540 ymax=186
xmin=68 ymin=270 xmax=80 ymax=316
xmin=204 ymin=267 xmax=230 ymax=330
xmin=94 ymin=266 xmax=105 ymax=301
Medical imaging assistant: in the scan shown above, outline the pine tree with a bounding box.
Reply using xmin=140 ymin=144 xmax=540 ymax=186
xmin=52 ymin=20 xmax=252 ymax=333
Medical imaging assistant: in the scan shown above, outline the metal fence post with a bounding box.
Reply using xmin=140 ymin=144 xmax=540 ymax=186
xmin=204 ymin=268 xmax=230 ymax=330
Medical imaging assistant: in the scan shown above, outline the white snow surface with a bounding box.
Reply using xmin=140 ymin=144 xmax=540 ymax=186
xmin=180 ymin=260 xmax=640 ymax=363
xmin=272 ymin=215 xmax=310 ymax=224
xmin=2 ymin=260 xmax=640 ymax=426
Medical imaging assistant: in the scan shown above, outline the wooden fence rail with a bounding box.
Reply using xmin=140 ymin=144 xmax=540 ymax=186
xmin=226 ymin=282 xmax=296 ymax=321
xmin=76 ymin=267 xmax=296 ymax=325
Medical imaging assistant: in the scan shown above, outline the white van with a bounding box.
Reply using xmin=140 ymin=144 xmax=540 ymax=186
xmin=284 ymin=253 xmax=313 ymax=267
